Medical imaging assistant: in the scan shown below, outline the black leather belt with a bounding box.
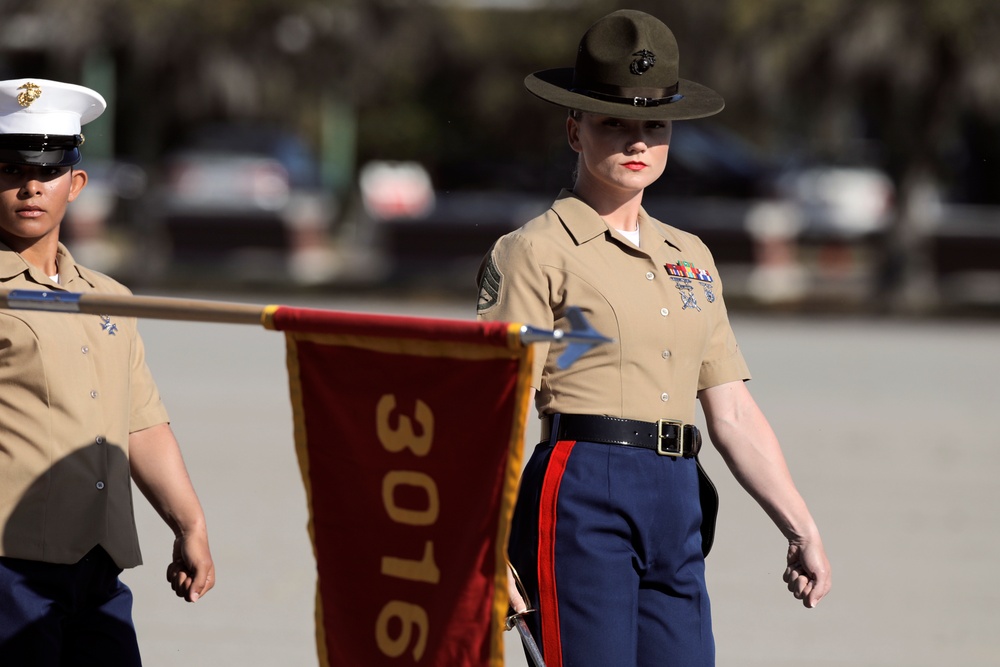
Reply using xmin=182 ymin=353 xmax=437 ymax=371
xmin=543 ymin=414 xmax=702 ymax=458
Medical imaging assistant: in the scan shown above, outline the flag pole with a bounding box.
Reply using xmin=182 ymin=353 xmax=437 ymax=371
xmin=0 ymin=289 xmax=266 ymax=325
xmin=0 ymin=290 xmax=611 ymax=354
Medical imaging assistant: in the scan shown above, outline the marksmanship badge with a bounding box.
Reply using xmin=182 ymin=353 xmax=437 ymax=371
xmin=100 ymin=315 xmax=118 ymax=335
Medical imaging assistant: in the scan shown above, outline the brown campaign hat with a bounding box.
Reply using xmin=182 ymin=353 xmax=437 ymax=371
xmin=524 ymin=10 xmax=724 ymax=120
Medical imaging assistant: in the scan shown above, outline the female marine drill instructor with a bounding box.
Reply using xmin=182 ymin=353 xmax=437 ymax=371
xmin=477 ymin=10 xmax=831 ymax=666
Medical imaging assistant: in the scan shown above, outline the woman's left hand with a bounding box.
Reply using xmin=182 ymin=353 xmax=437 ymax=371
xmin=784 ymin=538 xmax=831 ymax=608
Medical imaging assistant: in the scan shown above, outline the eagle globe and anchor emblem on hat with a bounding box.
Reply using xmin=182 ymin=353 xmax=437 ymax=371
xmin=630 ymin=49 xmax=656 ymax=76
xmin=523 ymin=9 xmax=724 ymax=119
xmin=16 ymin=81 xmax=42 ymax=107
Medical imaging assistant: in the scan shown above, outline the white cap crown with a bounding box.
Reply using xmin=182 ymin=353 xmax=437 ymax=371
xmin=0 ymin=78 xmax=106 ymax=136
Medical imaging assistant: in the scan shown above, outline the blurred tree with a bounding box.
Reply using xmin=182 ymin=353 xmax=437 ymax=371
xmin=3 ymin=0 xmax=999 ymax=185
xmin=690 ymin=0 xmax=1000 ymax=309
xmin=2 ymin=0 xmax=1000 ymax=306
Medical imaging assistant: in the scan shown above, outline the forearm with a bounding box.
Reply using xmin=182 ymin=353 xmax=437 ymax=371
xmin=130 ymin=423 xmax=215 ymax=601
xmin=129 ymin=423 xmax=207 ymax=538
xmin=701 ymin=381 xmax=818 ymax=543
xmin=702 ymin=381 xmax=831 ymax=607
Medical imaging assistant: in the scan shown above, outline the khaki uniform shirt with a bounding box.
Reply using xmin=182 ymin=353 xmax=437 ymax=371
xmin=0 ymin=243 xmax=168 ymax=568
xmin=477 ymin=190 xmax=750 ymax=425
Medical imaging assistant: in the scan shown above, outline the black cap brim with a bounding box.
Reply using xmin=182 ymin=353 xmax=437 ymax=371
xmin=0 ymin=134 xmax=83 ymax=166
xmin=0 ymin=147 xmax=81 ymax=167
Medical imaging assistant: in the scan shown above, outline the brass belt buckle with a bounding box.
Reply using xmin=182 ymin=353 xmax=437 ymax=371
xmin=656 ymin=419 xmax=685 ymax=457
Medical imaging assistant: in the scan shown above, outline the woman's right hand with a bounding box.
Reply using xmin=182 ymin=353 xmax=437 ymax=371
xmin=507 ymin=565 xmax=529 ymax=613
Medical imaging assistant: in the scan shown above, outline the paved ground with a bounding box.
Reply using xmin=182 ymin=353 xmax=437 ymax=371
xmin=122 ymin=292 xmax=1000 ymax=666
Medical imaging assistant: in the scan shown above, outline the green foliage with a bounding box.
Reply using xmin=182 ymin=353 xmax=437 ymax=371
xmin=3 ymin=0 xmax=1000 ymax=199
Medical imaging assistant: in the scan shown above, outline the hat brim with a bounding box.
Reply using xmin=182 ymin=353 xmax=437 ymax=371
xmin=525 ymin=67 xmax=724 ymax=121
xmin=0 ymin=147 xmax=81 ymax=167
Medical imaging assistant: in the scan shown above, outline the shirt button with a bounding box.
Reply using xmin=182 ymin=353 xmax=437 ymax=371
xmin=645 ymin=272 xmax=655 ymax=281
xmin=95 ymin=435 xmax=105 ymax=445
xmin=662 ymin=350 xmax=672 ymax=359
xmin=81 ymin=346 xmax=89 ymax=354
xmin=660 ymin=392 xmax=670 ymax=402
xmin=660 ymin=308 xmax=669 ymax=317
xmin=96 ymin=481 xmax=105 ymax=490
xmin=90 ymin=390 xmax=99 ymax=399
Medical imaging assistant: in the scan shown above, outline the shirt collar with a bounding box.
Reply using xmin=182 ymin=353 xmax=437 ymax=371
xmin=55 ymin=244 xmax=95 ymax=289
xmin=552 ymin=189 xmax=683 ymax=252
xmin=640 ymin=209 xmax=684 ymax=252
xmin=0 ymin=242 xmax=95 ymax=289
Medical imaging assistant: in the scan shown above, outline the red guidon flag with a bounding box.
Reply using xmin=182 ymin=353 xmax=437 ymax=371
xmin=264 ymin=306 xmax=533 ymax=667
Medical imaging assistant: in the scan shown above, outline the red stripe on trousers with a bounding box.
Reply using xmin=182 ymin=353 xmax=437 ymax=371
xmin=537 ymin=440 xmax=576 ymax=667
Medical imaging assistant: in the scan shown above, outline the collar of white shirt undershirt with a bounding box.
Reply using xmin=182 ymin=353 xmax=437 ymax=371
xmin=619 ymin=228 xmax=640 ymax=247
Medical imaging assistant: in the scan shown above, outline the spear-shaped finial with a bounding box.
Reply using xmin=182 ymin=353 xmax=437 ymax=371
xmin=518 ymin=306 xmax=613 ymax=369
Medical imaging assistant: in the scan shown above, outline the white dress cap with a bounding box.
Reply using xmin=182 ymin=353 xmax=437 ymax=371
xmin=0 ymin=78 xmax=106 ymax=136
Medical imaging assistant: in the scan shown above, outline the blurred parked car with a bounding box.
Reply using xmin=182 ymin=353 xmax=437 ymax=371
xmin=775 ymin=165 xmax=895 ymax=238
xmin=62 ymin=159 xmax=149 ymax=277
xmin=655 ymin=121 xmax=781 ymax=199
xmin=142 ymin=123 xmax=337 ymax=283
